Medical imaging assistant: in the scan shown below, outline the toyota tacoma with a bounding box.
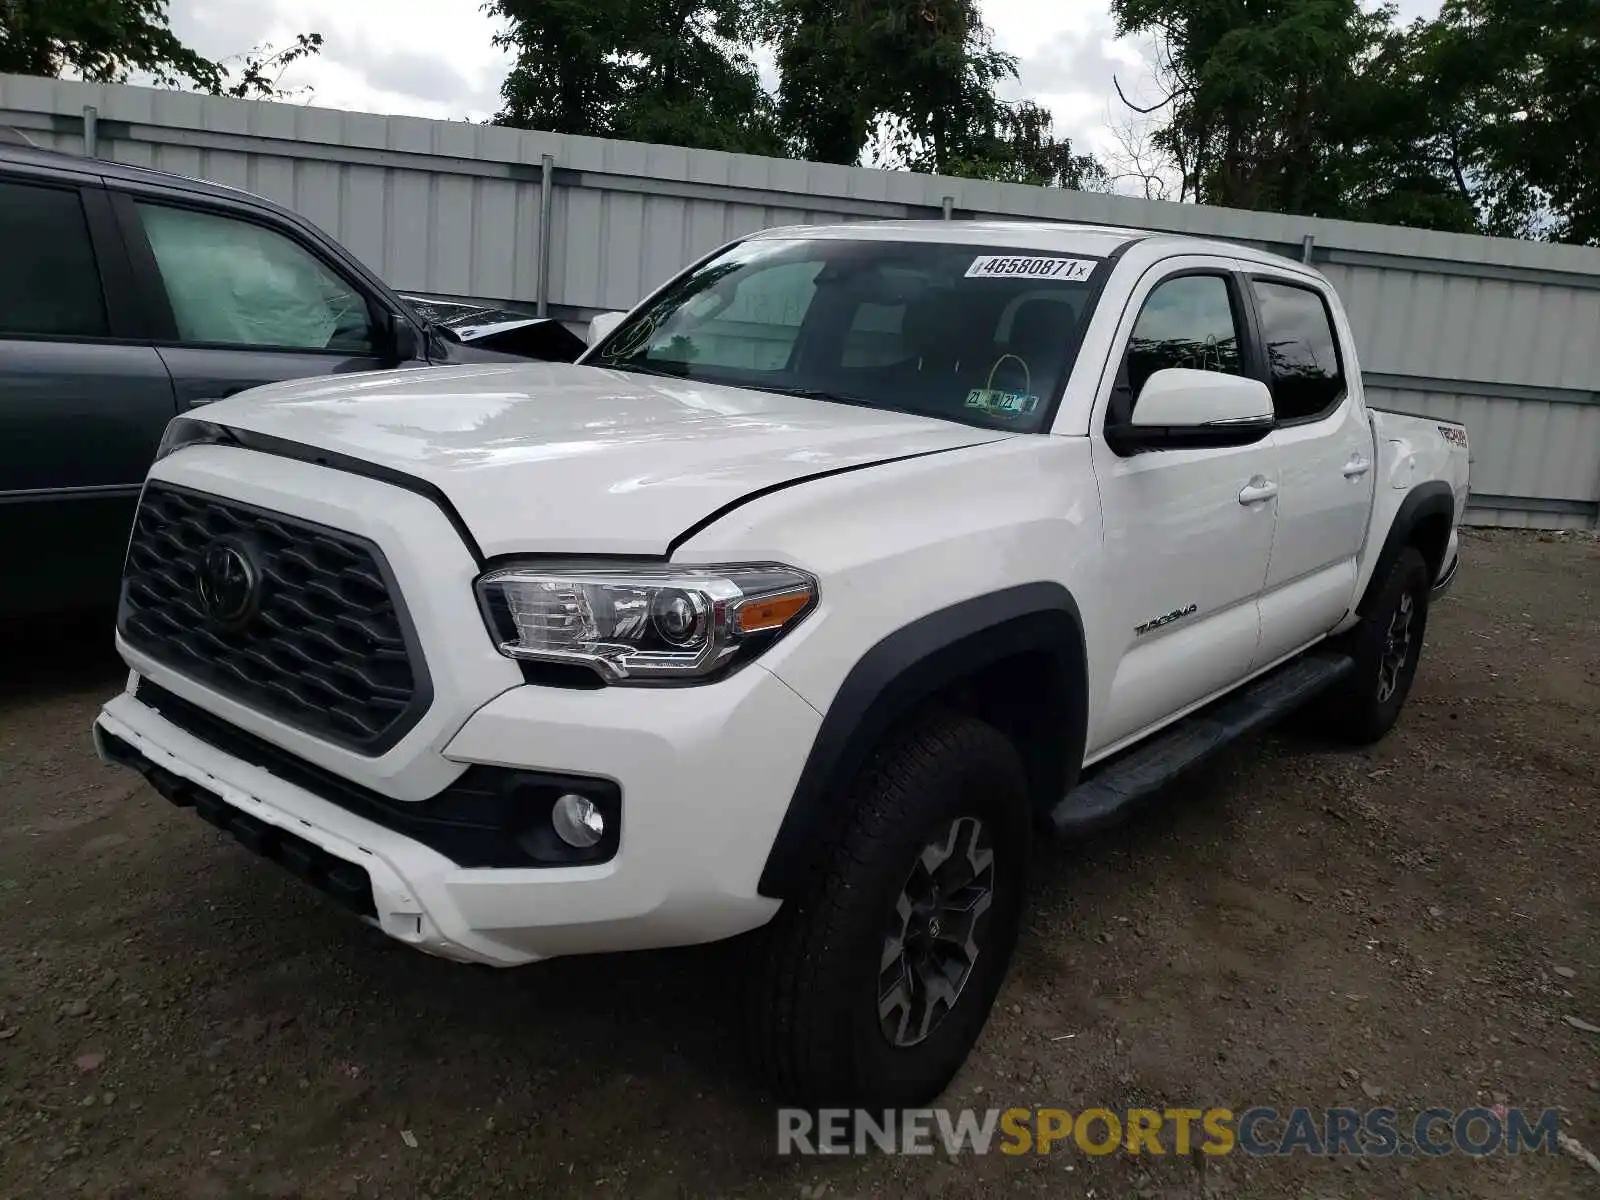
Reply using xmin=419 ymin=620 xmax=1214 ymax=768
xmin=93 ymin=221 xmax=1470 ymax=1105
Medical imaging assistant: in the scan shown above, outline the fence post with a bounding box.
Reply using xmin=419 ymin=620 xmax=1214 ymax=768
xmin=537 ymin=153 xmax=555 ymax=318
xmin=1300 ymin=233 xmax=1316 ymax=264
xmin=82 ymin=105 xmax=98 ymax=158
xmin=941 ymin=196 xmax=954 ymax=221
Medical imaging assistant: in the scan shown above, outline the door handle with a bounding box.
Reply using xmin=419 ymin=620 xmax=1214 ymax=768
xmin=1343 ymin=455 xmax=1372 ymax=479
xmin=1238 ymin=477 xmax=1278 ymax=505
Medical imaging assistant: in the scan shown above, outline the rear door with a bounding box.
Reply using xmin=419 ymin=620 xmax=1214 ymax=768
xmin=1245 ymin=271 xmax=1373 ymax=664
xmin=0 ymin=175 xmax=177 ymax=619
xmin=109 ymin=191 xmax=398 ymax=410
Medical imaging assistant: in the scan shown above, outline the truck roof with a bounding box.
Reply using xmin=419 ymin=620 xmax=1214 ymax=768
xmin=748 ymin=217 xmax=1309 ymax=273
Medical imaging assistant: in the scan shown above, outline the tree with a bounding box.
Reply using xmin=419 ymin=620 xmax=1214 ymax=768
xmin=1109 ymin=0 xmax=1400 ymax=215
xmin=0 ymin=0 xmax=222 ymax=89
xmin=758 ymin=0 xmax=876 ymax=163
xmin=217 ymin=33 xmax=325 ymax=101
xmin=487 ymin=0 xmax=781 ymax=153
xmin=1110 ymin=0 xmax=1599 ymax=242
xmin=764 ymin=0 xmax=1104 ymax=187
xmin=1417 ymin=0 xmax=1600 ymax=244
xmin=942 ymin=100 xmax=1108 ymax=190
xmin=1 ymin=0 xmax=323 ymax=101
xmin=486 ymin=0 xmax=629 ymax=136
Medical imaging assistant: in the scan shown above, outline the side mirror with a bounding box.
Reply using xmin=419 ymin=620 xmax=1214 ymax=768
xmin=1106 ymin=368 xmax=1274 ymax=455
xmin=586 ymin=311 xmax=627 ymax=347
xmin=387 ymin=312 xmax=422 ymax=363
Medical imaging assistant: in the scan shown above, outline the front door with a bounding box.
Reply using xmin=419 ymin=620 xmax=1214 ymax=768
xmin=1086 ymin=261 xmax=1277 ymax=757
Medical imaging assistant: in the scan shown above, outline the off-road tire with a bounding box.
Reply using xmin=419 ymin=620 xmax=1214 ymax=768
xmin=749 ymin=711 xmax=1032 ymax=1108
xmin=1322 ymin=545 xmax=1432 ymax=745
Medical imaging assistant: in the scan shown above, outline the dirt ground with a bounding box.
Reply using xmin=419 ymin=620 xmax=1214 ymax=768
xmin=1 ymin=528 xmax=1597 ymax=1200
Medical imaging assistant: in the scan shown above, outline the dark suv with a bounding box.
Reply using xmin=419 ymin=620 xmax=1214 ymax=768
xmin=0 ymin=142 xmax=576 ymax=621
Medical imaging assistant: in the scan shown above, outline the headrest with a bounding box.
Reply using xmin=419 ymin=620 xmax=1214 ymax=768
xmin=1006 ymin=298 xmax=1073 ymax=356
xmin=902 ymin=290 xmax=965 ymax=354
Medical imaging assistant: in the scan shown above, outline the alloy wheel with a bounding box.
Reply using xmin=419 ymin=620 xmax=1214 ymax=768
xmin=877 ymin=816 xmax=996 ymax=1048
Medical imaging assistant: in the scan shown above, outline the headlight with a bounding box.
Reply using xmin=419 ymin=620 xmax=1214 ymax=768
xmin=476 ymin=561 xmax=818 ymax=683
xmin=154 ymin=417 xmax=236 ymax=462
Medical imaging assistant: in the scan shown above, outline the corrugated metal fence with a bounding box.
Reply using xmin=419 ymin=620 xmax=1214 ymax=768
xmin=4 ymin=73 xmax=1598 ymax=529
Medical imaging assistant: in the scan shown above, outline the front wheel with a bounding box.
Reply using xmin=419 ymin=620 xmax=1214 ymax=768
xmin=1322 ymin=545 xmax=1432 ymax=744
xmin=749 ymin=712 xmax=1032 ymax=1107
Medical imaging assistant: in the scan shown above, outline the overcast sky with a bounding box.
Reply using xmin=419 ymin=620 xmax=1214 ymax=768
xmin=164 ymin=0 xmax=1444 ymax=187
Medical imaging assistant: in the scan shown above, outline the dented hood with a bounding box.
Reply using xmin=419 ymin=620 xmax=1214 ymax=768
xmin=197 ymin=361 xmax=1007 ymax=557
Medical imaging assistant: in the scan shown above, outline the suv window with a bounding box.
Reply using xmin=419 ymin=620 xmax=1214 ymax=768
xmin=0 ymin=181 xmax=108 ymax=338
xmin=135 ymin=203 xmax=375 ymax=353
xmin=1251 ymin=279 xmax=1346 ymax=422
xmin=1126 ymin=274 xmax=1244 ymax=398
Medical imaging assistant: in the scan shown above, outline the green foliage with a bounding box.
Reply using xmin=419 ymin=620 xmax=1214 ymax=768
xmin=487 ymin=0 xmax=782 ymax=154
xmin=1420 ymin=0 xmax=1600 ymax=244
xmin=219 ymin=33 xmax=324 ymax=101
xmin=0 ymin=0 xmax=222 ymax=89
xmin=1110 ymin=0 xmax=1402 ymax=215
xmin=0 ymin=0 xmax=322 ymax=100
xmin=762 ymin=0 xmax=1104 ymax=187
xmin=488 ymin=0 xmax=1102 ymax=185
xmin=943 ymin=100 xmax=1109 ymax=191
xmin=1111 ymin=0 xmax=1599 ymax=243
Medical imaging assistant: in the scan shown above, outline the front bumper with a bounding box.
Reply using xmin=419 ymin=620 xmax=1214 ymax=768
xmin=95 ymin=662 xmax=821 ymax=967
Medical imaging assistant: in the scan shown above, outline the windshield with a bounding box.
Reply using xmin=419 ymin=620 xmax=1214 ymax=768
xmin=588 ymin=238 xmax=1105 ymax=432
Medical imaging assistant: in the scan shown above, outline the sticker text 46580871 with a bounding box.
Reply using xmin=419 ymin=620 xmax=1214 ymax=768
xmin=965 ymin=256 xmax=1098 ymax=282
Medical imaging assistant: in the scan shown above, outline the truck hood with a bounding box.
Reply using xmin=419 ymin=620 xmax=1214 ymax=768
xmin=199 ymin=362 xmax=1009 ymax=557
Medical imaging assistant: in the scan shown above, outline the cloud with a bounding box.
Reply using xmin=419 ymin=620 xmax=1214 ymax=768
xmin=347 ymin=47 xmax=493 ymax=113
xmin=164 ymin=0 xmax=510 ymax=118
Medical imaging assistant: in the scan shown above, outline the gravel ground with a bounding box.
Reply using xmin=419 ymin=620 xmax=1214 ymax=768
xmin=1 ymin=528 xmax=1597 ymax=1199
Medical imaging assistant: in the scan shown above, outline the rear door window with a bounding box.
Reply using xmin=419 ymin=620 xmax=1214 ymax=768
xmin=1250 ymin=279 xmax=1347 ymax=422
xmin=0 ymin=181 xmax=108 ymax=338
xmin=134 ymin=202 xmax=375 ymax=353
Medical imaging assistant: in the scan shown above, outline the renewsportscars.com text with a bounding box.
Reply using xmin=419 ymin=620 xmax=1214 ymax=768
xmin=778 ymin=1105 xmax=1561 ymax=1158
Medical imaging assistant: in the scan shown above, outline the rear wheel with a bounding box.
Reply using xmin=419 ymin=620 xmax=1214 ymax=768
xmin=1322 ymin=545 xmax=1432 ymax=744
xmin=750 ymin=712 xmax=1031 ymax=1107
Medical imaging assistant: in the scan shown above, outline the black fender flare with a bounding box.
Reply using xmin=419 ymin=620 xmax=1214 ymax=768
xmin=757 ymin=582 xmax=1088 ymax=899
xmin=1357 ymin=480 xmax=1455 ymax=616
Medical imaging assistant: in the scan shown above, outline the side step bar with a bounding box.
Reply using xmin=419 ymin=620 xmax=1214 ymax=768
xmin=1050 ymin=652 xmax=1355 ymax=836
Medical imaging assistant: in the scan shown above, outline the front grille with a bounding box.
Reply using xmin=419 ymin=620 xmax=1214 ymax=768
xmin=118 ymin=483 xmax=430 ymax=755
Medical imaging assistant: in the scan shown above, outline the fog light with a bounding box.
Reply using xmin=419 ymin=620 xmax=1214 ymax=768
xmin=551 ymin=793 xmax=605 ymax=849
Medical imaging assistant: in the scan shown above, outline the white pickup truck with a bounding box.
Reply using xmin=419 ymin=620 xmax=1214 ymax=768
xmin=94 ymin=220 xmax=1469 ymax=1106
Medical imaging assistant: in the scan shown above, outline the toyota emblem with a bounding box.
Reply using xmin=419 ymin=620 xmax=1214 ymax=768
xmin=196 ymin=541 xmax=260 ymax=626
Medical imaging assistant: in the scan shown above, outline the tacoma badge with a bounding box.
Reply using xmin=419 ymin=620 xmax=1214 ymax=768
xmin=1135 ymin=604 xmax=1198 ymax=636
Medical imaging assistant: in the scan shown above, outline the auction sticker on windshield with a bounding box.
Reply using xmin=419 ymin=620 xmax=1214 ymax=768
xmin=965 ymin=256 xmax=1097 ymax=282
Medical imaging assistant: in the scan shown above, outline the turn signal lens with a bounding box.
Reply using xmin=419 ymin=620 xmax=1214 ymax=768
xmin=734 ymin=590 xmax=813 ymax=634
